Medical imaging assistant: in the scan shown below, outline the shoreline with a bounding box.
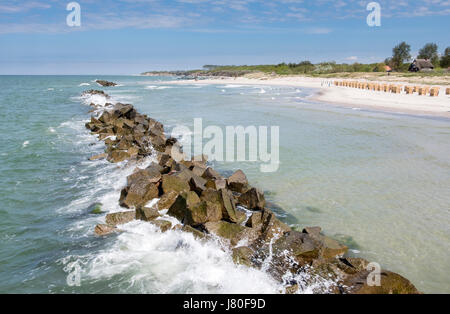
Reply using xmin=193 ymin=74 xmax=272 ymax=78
xmin=161 ymin=76 xmax=450 ymax=119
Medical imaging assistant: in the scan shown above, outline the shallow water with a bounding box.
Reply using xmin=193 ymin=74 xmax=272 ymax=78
xmin=0 ymin=75 xmax=449 ymax=293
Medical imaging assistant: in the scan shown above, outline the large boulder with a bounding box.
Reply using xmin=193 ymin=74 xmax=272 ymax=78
xmin=157 ymin=191 xmax=179 ymax=210
xmin=259 ymin=208 xmax=291 ymax=242
xmin=302 ymin=227 xmax=348 ymax=260
xmin=105 ymin=211 xmax=136 ymax=226
xmin=152 ymin=219 xmax=173 ymax=232
xmin=202 ymin=167 xmax=222 ymax=181
xmin=227 ymin=170 xmax=248 ymax=193
xmin=127 ymin=167 xmax=161 ymax=186
xmin=136 ymin=206 xmax=160 ymax=222
xmin=119 ymin=180 xmax=159 ymax=209
xmin=167 ymin=192 xmax=208 ymax=226
xmin=220 ymin=189 xmax=238 ymax=223
xmin=204 ymin=221 xmax=258 ymax=246
xmin=108 ymin=150 xmax=130 ymax=163
xmin=232 ymin=246 xmax=255 ymax=267
xmin=161 ymin=174 xmax=190 ymax=194
xmin=238 ymin=187 xmax=266 ymax=210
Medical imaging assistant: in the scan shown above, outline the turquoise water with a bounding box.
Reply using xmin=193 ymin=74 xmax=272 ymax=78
xmin=0 ymin=75 xmax=449 ymax=293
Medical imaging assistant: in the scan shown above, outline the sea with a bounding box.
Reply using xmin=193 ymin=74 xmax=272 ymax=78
xmin=0 ymin=75 xmax=449 ymax=293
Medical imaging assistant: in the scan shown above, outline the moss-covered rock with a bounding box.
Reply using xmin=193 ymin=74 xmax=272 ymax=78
xmin=105 ymin=211 xmax=135 ymax=226
xmin=161 ymin=174 xmax=190 ymax=194
xmin=238 ymin=187 xmax=266 ymax=211
xmin=227 ymin=170 xmax=248 ymax=193
xmin=232 ymin=246 xmax=255 ymax=267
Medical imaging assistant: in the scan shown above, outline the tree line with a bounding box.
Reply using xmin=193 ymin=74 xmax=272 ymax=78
xmin=386 ymin=42 xmax=450 ymax=71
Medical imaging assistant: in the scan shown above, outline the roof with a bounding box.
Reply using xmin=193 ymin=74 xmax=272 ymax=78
xmin=413 ymin=59 xmax=434 ymax=69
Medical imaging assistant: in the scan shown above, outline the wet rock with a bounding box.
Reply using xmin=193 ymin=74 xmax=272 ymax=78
xmin=98 ymin=111 xmax=112 ymax=124
xmin=185 ymin=200 xmax=208 ymax=226
xmin=204 ymin=221 xmax=258 ymax=246
xmin=205 ymin=201 xmax=223 ymax=222
xmin=96 ymin=80 xmax=117 ymax=87
xmin=202 ymin=167 xmax=222 ymax=180
xmin=105 ymin=211 xmax=135 ymax=226
xmin=236 ymin=210 xmax=247 ymax=225
xmin=238 ymin=187 xmax=266 ymax=210
xmin=167 ymin=194 xmax=188 ymax=222
xmin=260 ymin=208 xmax=291 ymax=242
xmin=119 ymin=180 xmax=159 ymax=209
xmin=227 ymin=170 xmax=249 ymax=193
xmin=220 ymin=189 xmax=238 ymax=223
xmin=246 ymin=212 xmax=263 ymax=228
xmin=157 ymin=191 xmax=179 ymax=210
xmin=301 ymin=227 xmax=348 ymax=260
xmin=127 ymin=168 xmax=161 ymax=186
xmin=192 ymin=166 xmax=206 ymax=177
xmin=89 ymin=153 xmax=107 ymax=161
xmin=108 ymin=150 xmax=130 ymax=163
xmin=189 ymin=174 xmax=207 ymax=194
xmin=167 ymin=192 xmax=208 ymax=226
xmin=82 ymin=90 xmax=109 ymax=97
xmin=152 ymin=219 xmax=172 ymax=232
xmin=136 ymin=206 xmax=160 ymax=221
xmin=161 ymin=174 xmax=190 ymax=194
xmin=95 ymin=224 xmax=118 ymax=236
xmin=205 ymin=178 xmax=227 ymax=190
xmin=302 ymin=226 xmax=322 ymax=237
xmin=336 ymin=258 xmax=420 ymax=294
xmin=89 ymin=203 xmax=103 ymax=214
xmin=182 ymin=225 xmax=206 ymax=239
xmin=232 ymin=246 xmax=255 ymax=267
xmin=272 ymin=231 xmax=320 ymax=265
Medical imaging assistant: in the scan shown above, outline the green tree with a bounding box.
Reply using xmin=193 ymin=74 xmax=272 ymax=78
xmin=418 ymin=43 xmax=439 ymax=66
xmin=391 ymin=42 xmax=411 ymax=70
xmin=440 ymin=47 xmax=450 ymax=68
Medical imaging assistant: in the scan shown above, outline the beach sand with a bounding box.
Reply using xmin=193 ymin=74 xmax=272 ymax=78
xmin=164 ymin=76 xmax=450 ymax=118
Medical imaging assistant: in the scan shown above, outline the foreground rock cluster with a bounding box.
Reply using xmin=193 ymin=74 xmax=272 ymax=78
xmin=84 ymin=89 xmax=419 ymax=294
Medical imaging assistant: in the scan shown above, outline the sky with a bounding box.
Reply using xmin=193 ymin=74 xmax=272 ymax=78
xmin=0 ymin=0 xmax=449 ymax=74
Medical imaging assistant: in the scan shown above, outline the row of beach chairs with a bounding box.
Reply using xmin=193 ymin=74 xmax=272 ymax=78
xmin=333 ymin=81 xmax=449 ymax=97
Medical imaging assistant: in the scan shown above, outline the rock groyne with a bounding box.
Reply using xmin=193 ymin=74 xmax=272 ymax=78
xmin=83 ymin=89 xmax=420 ymax=294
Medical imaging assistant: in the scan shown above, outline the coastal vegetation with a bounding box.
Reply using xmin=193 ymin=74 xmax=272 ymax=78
xmin=142 ymin=42 xmax=450 ymax=79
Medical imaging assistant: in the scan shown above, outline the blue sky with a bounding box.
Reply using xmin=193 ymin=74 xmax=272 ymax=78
xmin=0 ymin=0 xmax=449 ymax=74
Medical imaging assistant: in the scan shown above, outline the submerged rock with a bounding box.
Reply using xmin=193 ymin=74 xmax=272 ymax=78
xmin=94 ymin=224 xmax=118 ymax=236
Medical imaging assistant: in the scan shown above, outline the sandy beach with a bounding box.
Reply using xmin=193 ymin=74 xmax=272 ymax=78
xmin=164 ymin=76 xmax=450 ymax=118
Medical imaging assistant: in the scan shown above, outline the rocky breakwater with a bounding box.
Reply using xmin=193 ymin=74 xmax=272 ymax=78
xmin=83 ymin=89 xmax=420 ymax=294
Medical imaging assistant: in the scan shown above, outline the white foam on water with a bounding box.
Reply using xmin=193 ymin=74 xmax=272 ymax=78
xmin=146 ymin=86 xmax=173 ymax=90
xmin=79 ymin=83 xmax=90 ymax=87
xmin=64 ymin=221 xmax=283 ymax=294
xmin=22 ymin=140 xmax=30 ymax=148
